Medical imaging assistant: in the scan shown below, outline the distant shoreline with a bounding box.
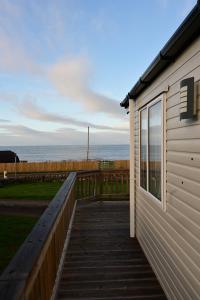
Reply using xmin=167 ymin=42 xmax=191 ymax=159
xmin=0 ymin=145 xmax=130 ymax=162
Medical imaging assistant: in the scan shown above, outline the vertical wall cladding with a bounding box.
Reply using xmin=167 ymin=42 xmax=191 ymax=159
xmin=134 ymin=35 xmax=200 ymax=299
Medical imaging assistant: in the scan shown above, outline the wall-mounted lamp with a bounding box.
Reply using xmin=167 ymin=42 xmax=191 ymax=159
xmin=126 ymin=107 xmax=130 ymax=115
xmin=180 ymin=77 xmax=197 ymax=120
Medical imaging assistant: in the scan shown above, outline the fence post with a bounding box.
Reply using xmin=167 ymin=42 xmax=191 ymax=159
xmin=94 ymin=173 xmax=97 ymax=198
xmin=99 ymin=171 xmax=103 ymax=200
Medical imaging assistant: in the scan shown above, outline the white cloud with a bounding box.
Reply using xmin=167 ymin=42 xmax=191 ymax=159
xmin=0 ymin=118 xmax=10 ymax=122
xmin=48 ymin=56 xmax=122 ymax=118
xmin=0 ymin=92 xmax=18 ymax=103
xmin=0 ymin=1 xmax=36 ymax=73
xmin=18 ymin=99 xmax=128 ymax=131
xmin=0 ymin=0 xmax=123 ymax=121
xmin=0 ymin=0 xmax=126 ymax=146
xmin=1 ymin=124 xmax=42 ymax=136
xmin=0 ymin=124 xmax=128 ymax=146
xmin=0 ymin=34 xmax=123 ymax=120
xmin=0 ymin=32 xmax=42 ymax=74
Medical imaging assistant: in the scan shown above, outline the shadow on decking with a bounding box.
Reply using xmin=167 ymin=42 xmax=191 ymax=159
xmin=56 ymin=200 xmax=167 ymax=300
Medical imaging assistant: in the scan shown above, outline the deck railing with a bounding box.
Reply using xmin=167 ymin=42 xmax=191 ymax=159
xmin=0 ymin=169 xmax=129 ymax=300
xmin=76 ymin=169 xmax=129 ymax=200
xmin=0 ymin=172 xmax=76 ymax=300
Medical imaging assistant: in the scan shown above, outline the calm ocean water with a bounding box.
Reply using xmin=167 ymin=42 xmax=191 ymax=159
xmin=0 ymin=145 xmax=129 ymax=162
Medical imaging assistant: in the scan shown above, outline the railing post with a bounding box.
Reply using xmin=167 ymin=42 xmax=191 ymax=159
xmin=99 ymin=171 xmax=103 ymax=199
xmin=94 ymin=173 xmax=97 ymax=198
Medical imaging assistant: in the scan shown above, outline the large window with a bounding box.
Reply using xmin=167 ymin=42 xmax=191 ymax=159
xmin=140 ymin=97 xmax=163 ymax=202
xmin=140 ymin=108 xmax=147 ymax=190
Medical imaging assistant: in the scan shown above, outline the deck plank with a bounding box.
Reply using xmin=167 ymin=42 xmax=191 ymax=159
xmin=56 ymin=201 xmax=167 ymax=300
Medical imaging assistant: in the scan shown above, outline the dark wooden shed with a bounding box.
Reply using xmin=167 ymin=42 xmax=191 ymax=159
xmin=0 ymin=151 xmax=20 ymax=163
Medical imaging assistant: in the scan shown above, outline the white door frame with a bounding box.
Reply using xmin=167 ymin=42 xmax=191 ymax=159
xmin=129 ymin=99 xmax=135 ymax=237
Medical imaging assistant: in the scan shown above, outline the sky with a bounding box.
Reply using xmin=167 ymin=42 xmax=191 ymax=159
xmin=0 ymin=0 xmax=197 ymax=146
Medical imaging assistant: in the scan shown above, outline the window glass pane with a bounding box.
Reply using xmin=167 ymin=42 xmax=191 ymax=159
xmin=140 ymin=108 xmax=147 ymax=190
xmin=148 ymin=101 xmax=161 ymax=200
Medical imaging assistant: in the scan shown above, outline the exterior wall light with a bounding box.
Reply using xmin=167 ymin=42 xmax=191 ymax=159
xmin=180 ymin=77 xmax=197 ymax=120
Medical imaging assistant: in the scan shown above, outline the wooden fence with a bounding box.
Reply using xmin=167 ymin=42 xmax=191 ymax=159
xmin=0 ymin=160 xmax=129 ymax=174
xmin=0 ymin=169 xmax=129 ymax=300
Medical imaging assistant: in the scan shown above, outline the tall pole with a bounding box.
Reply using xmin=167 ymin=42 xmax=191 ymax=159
xmin=86 ymin=126 xmax=90 ymax=160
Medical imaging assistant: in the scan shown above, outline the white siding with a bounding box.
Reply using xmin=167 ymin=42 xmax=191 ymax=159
xmin=133 ymin=35 xmax=200 ymax=299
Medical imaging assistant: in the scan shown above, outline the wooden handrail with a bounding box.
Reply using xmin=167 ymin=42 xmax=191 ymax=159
xmin=0 ymin=172 xmax=76 ymax=300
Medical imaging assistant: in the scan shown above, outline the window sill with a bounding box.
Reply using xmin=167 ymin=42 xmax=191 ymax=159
xmin=138 ymin=186 xmax=164 ymax=210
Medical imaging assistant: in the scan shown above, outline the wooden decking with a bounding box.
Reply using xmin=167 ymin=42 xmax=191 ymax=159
xmin=56 ymin=201 xmax=166 ymax=300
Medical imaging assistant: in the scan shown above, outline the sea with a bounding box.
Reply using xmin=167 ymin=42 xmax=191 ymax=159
xmin=0 ymin=145 xmax=129 ymax=162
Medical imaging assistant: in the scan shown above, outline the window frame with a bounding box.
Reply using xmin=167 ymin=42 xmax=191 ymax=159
xmin=139 ymin=94 xmax=165 ymax=209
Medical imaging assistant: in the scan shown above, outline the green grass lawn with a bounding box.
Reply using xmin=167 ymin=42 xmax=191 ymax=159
xmin=0 ymin=215 xmax=38 ymax=274
xmin=0 ymin=181 xmax=63 ymax=200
